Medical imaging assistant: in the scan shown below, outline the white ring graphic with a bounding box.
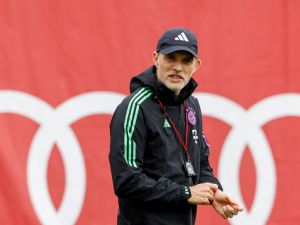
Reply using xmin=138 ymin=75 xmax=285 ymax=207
xmin=0 ymin=91 xmax=125 ymax=225
xmin=196 ymin=93 xmax=300 ymax=225
xmin=1 ymin=90 xmax=299 ymax=225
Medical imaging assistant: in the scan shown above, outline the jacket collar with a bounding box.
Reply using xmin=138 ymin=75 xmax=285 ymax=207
xmin=130 ymin=66 xmax=198 ymax=105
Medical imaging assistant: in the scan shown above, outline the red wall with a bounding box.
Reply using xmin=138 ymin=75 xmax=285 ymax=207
xmin=1 ymin=0 xmax=300 ymax=224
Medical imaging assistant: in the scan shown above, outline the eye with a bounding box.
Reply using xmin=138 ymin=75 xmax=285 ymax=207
xmin=183 ymin=57 xmax=193 ymax=63
xmin=164 ymin=54 xmax=176 ymax=60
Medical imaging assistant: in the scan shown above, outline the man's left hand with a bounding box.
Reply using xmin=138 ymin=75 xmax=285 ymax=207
xmin=212 ymin=190 xmax=243 ymax=219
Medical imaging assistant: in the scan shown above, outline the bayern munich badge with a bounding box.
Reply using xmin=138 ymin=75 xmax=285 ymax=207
xmin=186 ymin=107 xmax=196 ymax=125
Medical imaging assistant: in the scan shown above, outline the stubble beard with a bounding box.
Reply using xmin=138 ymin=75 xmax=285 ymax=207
xmin=165 ymin=81 xmax=185 ymax=96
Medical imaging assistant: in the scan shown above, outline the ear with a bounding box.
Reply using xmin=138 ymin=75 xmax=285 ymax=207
xmin=193 ymin=58 xmax=202 ymax=73
xmin=152 ymin=51 xmax=159 ymax=66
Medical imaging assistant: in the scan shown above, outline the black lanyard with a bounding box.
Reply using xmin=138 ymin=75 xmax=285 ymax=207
xmin=156 ymin=99 xmax=191 ymax=161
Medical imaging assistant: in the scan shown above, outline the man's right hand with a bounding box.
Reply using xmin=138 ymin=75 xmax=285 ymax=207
xmin=187 ymin=183 xmax=218 ymax=205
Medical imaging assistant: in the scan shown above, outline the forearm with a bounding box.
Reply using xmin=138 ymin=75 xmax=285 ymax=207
xmin=113 ymin=169 xmax=190 ymax=203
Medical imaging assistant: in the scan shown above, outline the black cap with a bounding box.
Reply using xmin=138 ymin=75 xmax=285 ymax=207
xmin=156 ymin=27 xmax=198 ymax=58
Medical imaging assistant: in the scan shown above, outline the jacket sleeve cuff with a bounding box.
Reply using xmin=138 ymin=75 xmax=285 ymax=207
xmin=180 ymin=186 xmax=191 ymax=200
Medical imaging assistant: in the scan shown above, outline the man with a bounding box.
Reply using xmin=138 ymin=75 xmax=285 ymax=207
xmin=109 ymin=27 xmax=243 ymax=225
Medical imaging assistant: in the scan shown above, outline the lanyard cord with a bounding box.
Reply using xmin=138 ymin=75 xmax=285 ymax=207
xmin=156 ymin=98 xmax=190 ymax=161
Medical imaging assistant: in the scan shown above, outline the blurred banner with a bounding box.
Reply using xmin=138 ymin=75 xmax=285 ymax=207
xmin=1 ymin=0 xmax=300 ymax=224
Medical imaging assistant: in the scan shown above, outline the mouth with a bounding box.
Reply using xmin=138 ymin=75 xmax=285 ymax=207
xmin=168 ymin=74 xmax=184 ymax=82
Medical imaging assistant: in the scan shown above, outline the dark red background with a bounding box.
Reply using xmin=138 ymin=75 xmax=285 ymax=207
xmin=1 ymin=0 xmax=300 ymax=224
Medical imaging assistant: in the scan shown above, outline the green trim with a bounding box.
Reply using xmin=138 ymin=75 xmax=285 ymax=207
xmin=123 ymin=87 xmax=152 ymax=167
xmin=184 ymin=186 xmax=190 ymax=196
xmin=123 ymin=88 xmax=145 ymax=163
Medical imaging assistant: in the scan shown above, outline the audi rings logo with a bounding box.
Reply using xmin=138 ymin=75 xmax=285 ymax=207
xmin=0 ymin=91 xmax=124 ymax=225
xmin=1 ymin=90 xmax=300 ymax=225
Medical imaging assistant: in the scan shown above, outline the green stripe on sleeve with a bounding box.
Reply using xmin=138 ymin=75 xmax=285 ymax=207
xmin=123 ymin=88 xmax=146 ymax=163
xmin=123 ymin=87 xmax=152 ymax=167
xmin=130 ymin=91 xmax=153 ymax=167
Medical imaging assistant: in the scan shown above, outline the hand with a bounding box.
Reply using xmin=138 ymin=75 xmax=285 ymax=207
xmin=212 ymin=190 xmax=243 ymax=219
xmin=187 ymin=183 xmax=218 ymax=205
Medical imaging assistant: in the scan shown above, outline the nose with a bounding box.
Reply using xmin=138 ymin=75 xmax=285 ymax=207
xmin=172 ymin=62 xmax=183 ymax=73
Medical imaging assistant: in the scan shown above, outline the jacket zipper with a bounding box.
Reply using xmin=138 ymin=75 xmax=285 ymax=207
xmin=180 ymin=104 xmax=193 ymax=225
xmin=189 ymin=175 xmax=193 ymax=225
xmin=168 ymin=104 xmax=194 ymax=225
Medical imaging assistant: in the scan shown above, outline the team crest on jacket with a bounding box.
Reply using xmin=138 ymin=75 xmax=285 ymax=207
xmin=186 ymin=107 xmax=196 ymax=125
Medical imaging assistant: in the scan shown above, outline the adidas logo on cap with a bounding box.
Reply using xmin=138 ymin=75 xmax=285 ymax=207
xmin=174 ymin=32 xmax=189 ymax=42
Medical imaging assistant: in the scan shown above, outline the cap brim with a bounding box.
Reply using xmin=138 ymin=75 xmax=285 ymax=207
xmin=159 ymin=46 xmax=198 ymax=59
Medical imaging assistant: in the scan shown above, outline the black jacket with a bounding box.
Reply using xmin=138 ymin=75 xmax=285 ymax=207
xmin=109 ymin=66 xmax=222 ymax=225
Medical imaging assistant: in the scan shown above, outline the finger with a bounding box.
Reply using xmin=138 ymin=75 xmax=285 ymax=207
xmin=223 ymin=205 xmax=234 ymax=218
xmin=206 ymin=193 xmax=214 ymax=201
xmin=207 ymin=183 xmax=219 ymax=192
xmin=204 ymin=188 xmax=215 ymax=197
xmin=231 ymin=204 xmax=244 ymax=212
xmin=227 ymin=205 xmax=241 ymax=217
xmin=213 ymin=204 xmax=228 ymax=219
xmin=232 ymin=209 xmax=239 ymax=215
xmin=222 ymin=213 xmax=228 ymax=219
xmin=227 ymin=196 xmax=244 ymax=211
xmin=195 ymin=186 xmax=215 ymax=198
xmin=203 ymin=182 xmax=218 ymax=191
xmin=228 ymin=206 xmax=239 ymax=216
xmin=227 ymin=196 xmax=239 ymax=204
